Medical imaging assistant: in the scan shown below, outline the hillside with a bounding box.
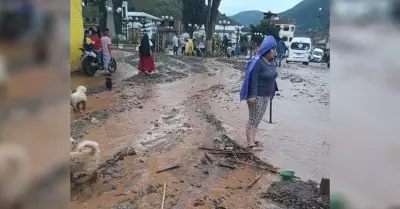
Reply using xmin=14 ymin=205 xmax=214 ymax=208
xmin=230 ymin=10 xmax=264 ymax=27
xmin=229 ymin=0 xmax=330 ymax=34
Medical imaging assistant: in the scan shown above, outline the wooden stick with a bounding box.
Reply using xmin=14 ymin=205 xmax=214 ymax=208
xmin=269 ymin=98 xmax=273 ymax=123
xmin=156 ymin=165 xmax=180 ymax=174
xmin=247 ymin=170 xmax=266 ymax=189
xmin=228 ymin=160 xmax=279 ymax=174
xmin=217 ymin=163 xmax=236 ymax=170
xmin=161 ymin=182 xmax=166 ymax=209
xmin=209 ymin=151 xmax=252 ymax=155
xmin=198 ymin=146 xmax=224 ymax=151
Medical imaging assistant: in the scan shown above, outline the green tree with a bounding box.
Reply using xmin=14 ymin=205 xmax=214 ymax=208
xmin=182 ymin=0 xmax=206 ymax=35
xmin=250 ymin=21 xmax=280 ymax=44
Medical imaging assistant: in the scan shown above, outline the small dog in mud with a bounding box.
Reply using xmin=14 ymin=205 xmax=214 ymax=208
xmin=105 ymin=77 xmax=112 ymax=90
xmin=70 ymin=137 xmax=77 ymax=151
xmin=70 ymin=140 xmax=100 ymax=182
xmin=70 ymin=85 xmax=87 ymax=113
xmin=0 ymin=144 xmax=29 ymax=208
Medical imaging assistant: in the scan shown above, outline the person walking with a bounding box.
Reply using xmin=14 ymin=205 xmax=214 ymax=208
xmin=185 ymin=39 xmax=194 ymax=56
xmin=137 ymin=33 xmax=155 ymax=75
xmin=235 ymin=43 xmax=241 ymax=58
xmin=100 ymin=28 xmax=112 ymax=75
xmin=240 ymin=35 xmax=278 ymax=151
xmin=181 ymin=38 xmax=187 ymax=55
xmin=172 ymin=32 xmax=179 ymax=55
xmin=276 ymin=38 xmax=286 ymax=67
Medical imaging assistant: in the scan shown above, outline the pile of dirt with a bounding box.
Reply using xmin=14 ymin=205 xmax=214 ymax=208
xmin=261 ymin=180 xmax=329 ymax=209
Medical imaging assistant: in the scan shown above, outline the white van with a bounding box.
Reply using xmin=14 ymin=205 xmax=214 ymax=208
xmin=286 ymin=37 xmax=312 ymax=65
xmin=309 ymin=48 xmax=324 ymax=62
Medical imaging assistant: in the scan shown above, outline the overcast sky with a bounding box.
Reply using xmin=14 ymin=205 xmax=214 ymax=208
xmin=217 ymin=0 xmax=303 ymax=16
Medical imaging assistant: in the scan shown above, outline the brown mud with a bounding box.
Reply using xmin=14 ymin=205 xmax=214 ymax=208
xmin=70 ymin=51 xmax=329 ymax=209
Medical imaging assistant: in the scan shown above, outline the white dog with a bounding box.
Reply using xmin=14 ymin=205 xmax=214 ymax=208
xmin=70 ymin=85 xmax=87 ymax=113
xmin=0 ymin=144 xmax=29 ymax=208
xmin=70 ymin=140 xmax=100 ymax=182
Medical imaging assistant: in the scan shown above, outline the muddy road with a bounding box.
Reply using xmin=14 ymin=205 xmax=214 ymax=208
xmin=70 ymin=51 xmax=329 ymax=209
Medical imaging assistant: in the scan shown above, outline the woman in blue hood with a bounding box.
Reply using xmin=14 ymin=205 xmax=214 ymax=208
xmin=240 ymin=35 xmax=278 ymax=151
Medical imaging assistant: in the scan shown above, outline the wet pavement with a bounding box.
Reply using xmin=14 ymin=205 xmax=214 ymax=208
xmin=70 ymin=51 xmax=329 ymax=209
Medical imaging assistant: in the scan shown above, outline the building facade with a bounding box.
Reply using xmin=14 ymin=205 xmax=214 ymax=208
xmin=263 ymin=11 xmax=296 ymax=47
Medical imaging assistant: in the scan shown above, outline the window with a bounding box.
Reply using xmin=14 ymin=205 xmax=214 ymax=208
xmin=122 ymin=6 xmax=126 ymax=18
xmin=283 ymin=25 xmax=289 ymax=31
xmin=290 ymin=42 xmax=310 ymax=50
xmin=289 ymin=37 xmax=293 ymax=42
xmin=313 ymin=51 xmax=323 ymax=56
xmin=290 ymin=26 xmax=295 ymax=31
xmin=282 ymin=36 xmax=288 ymax=41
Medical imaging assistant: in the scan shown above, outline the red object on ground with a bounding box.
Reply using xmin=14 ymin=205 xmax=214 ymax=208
xmin=138 ymin=55 xmax=155 ymax=73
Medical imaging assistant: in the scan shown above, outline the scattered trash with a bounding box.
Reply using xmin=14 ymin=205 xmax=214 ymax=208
xmin=91 ymin=117 xmax=100 ymax=124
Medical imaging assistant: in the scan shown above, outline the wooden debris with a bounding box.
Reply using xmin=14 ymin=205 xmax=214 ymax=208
xmin=204 ymin=153 xmax=214 ymax=164
xmin=198 ymin=146 xmax=224 ymax=151
xmin=227 ymin=160 xmax=279 ymax=174
xmin=156 ymin=165 xmax=180 ymax=174
xmin=161 ymin=182 xmax=166 ymax=209
xmin=247 ymin=170 xmax=266 ymax=189
xmin=209 ymin=151 xmax=251 ymax=155
xmin=217 ymin=163 xmax=236 ymax=170
xmin=231 ymin=150 xmax=239 ymax=162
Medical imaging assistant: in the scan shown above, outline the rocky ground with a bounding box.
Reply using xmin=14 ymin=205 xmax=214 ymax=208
xmin=70 ymin=51 xmax=329 ymax=209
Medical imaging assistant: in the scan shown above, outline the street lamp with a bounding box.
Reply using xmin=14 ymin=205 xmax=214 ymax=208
xmin=218 ymin=20 xmax=230 ymax=38
xmin=187 ymin=23 xmax=198 ymax=36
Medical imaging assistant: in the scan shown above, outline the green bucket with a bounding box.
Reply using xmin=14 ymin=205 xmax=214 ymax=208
xmin=280 ymin=170 xmax=295 ymax=181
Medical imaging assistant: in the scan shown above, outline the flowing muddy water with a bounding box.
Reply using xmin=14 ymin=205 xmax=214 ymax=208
xmin=70 ymin=52 xmax=329 ymax=209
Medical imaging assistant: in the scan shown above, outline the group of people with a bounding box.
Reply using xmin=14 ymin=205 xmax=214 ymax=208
xmin=172 ymin=33 xmax=203 ymax=57
xmin=83 ymin=27 xmax=113 ymax=75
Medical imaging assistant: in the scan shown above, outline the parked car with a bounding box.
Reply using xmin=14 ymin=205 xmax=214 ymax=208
xmin=286 ymin=37 xmax=312 ymax=65
xmin=309 ymin=48 xmax=324 ymax=63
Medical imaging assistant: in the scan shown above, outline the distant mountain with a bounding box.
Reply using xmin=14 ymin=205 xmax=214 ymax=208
xmin=229 ymin=10 xmax=264 ymax=27
xmin=229 ymin=0 xmax=330 ymax=34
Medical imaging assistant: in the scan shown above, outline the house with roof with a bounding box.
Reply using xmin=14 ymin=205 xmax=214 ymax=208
xmin=262 ymin=11 xmax=296 ymax=46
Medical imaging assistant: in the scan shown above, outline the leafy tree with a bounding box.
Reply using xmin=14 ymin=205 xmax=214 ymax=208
xmin=250 ymin=21 xmax=280 ymax=44
xmin=182 ymin=0 xmax=206 ymax=35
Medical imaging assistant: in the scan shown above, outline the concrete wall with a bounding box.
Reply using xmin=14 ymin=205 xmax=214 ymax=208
xmin=70 ymin=0 xmax=83 ymax=71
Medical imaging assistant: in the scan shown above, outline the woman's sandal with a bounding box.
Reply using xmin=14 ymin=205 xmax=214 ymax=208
xmin=255 ymin=141 xmax=260 ymax=145
xmin=248 ymin=145 xmax=263 ymax=151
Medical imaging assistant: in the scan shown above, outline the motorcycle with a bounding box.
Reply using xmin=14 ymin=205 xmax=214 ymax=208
xmin=79 ymin=48 xmax=117 ymax=76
